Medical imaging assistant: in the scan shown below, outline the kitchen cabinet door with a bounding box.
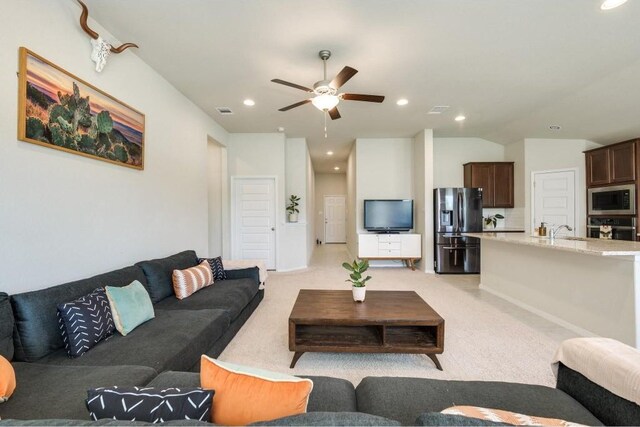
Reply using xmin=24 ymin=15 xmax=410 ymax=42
xmin=610 ymin=141 xmax=636 ymax=183
xmin=465 ymin=163 xmax=494 ymax=207
xmin=493 ymin=163 xmax=514 ymax=208
xmin=586 ymin=149 xmax=610 ymax=187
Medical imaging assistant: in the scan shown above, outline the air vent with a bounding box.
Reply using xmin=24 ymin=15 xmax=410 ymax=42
xmin=428 ymin=106 xmax=450 ymax=115
xmin=216 ymin=107 xmax=234 ymax=115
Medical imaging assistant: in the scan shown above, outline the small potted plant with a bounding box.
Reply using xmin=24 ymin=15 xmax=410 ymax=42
xmin=342 ymin=259 xmax=371 ymax=302
xmin=287 ymin=195 xmax=300 ymax=222
xmin=483 ymin=213 xmax=505 ymax=229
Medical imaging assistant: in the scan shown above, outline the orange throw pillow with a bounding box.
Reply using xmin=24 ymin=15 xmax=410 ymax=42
xmin=0 ymin=355 xmax=16 ymax=403
xmin=442 ymin=406 xmax=585 ymax=426
xmin=200 ymin=355 xmax=313 ymax=425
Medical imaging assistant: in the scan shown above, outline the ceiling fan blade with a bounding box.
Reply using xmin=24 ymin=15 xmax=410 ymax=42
xmin=330 ymin=66 xmax=358 ymax=89
xmin=342 ymin=93 xmax=385 ymax=103
xmin=278 ymin=99 xmax=311 ymax=112
xmin=271 ymin=79 xmax=313 ymax=92
xmin=328 ymin=107 xmax=341 ymax=120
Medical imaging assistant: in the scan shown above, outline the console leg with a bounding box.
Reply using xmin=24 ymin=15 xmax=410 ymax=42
xmin=427 ymin=354 xmax=443 ymax=371
xmin=290 ymin=352 xmax=304 ymax=368
xmin=409 ymin=259 xmax=416 ymax=271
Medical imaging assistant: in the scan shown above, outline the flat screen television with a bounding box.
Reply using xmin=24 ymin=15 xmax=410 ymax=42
xmin=364 ymin=199 xmax=414 ymax=232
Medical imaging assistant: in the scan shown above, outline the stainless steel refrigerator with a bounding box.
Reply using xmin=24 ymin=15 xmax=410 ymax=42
xmin=434 ymin=188 xmax=483 ymax=274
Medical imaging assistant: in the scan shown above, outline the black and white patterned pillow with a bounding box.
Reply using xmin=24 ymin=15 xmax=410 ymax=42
xmin=86 ymin=386 xmax=214 ymax=423
xmin=57 ymin=288 xmax=115 ymax=358
xmin=198 ymin=256 xmax=227 ymax=281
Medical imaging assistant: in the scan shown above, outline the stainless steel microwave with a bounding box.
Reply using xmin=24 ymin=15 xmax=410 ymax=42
xmin=588 ymin=184 xmax=636 ymax=216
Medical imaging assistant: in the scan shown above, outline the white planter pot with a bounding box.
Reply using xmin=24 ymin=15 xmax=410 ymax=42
xmin=289 ymin=213 xmax=298 ymax=223
xmin=352 ymin=286 xmax=366 ymax=302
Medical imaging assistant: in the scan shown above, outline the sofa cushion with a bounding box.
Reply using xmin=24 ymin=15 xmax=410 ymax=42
xmin=10 ymin=266 xmax=148 ymax=362
xmin=200 ymin=356 xmax=313 ymax=425
xmin=414 ymin=413 xmax=510 ymax=426
xmin=105 ymin=281 xmax=155 ymax=336
xmin=199 ymin=257 xmax=227 ymax=281
xmin=146 ymin=372 xmax=357 ymax=413
xmin=57 ymin=288 xmax=115 ymax=357
xmin=135 ymin=251 xmax=199 ymax=304
xmin=173 ymin=261 xmax=214 ymax=300
xmin=251 ymin=412 xmax=401 ymax=426
xmin=0 ymin=356 xmax=16 ymax=403
xmin=0 ymin=293 xmax=14 ymax=361
xmin=0 ymin=362 xmax=156 ymax=421
xmin=556 ymin=363 xmax=640 ymax=426
xmin=87 ymin=386 xmax=213 ymax=423
xmin=224 ymin=267 xmax=260 ymax=285
xmin=38 ymin=309 xmax=230 ymax=373
xmin=154 ymin=278 xmax=259 ymax=320
xmin=355 ymin=377 xmax=602 ymax=426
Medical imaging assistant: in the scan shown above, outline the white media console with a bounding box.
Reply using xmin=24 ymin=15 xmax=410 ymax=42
xmin=358 ymin=233 xmax=422 ymax=270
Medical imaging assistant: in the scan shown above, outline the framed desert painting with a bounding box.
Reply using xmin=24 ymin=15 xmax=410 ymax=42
xmin=18 ymin=47 xmax=145 ymax=169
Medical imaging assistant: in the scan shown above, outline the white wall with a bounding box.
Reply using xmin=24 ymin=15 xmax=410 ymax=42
xmin=207 ymin=139 xmax=224 ymax=258
xmin=0 ymin=0 xmax=228 ymax=293
xmin=504 ymin=140 xmax=526 ymax=228
xmin=413 ymin=130 xmax=435 ymax=273
xmin=306 ymin=148 xmax=315 ymax=264
xmin=346 ymin=144 xmax=358 ymax=258
xmin=523 ymin=139 xmax=601 ymax=235
xmin=315 ymin=173 xmax=347 ymax=242
xmin=433 ymin=138 xmax=505 ymax=188
xmin=355 ymin=138 xmax=414 ymax=233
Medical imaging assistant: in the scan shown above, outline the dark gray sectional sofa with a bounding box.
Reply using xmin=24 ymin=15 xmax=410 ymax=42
xmin=1 ymin=250 xmax=638 ymax=425
xmin=0 ymin=250 xmax=264 ymax=420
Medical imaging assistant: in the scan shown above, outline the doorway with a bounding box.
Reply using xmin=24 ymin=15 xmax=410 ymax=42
xmin=532 ymin=169 xmax=577 ymax=235
xmin=231 ymin=177 xmax=277 ymax=269
xmin=324 ymin=195 xmax=346 ymax=243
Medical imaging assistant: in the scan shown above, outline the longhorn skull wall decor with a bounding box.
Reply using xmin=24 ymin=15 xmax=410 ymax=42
xmin=77 ymin=0 xmax=138 ymax=72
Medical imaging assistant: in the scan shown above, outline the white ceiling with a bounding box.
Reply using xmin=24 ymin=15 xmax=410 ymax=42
xmin=81 ymin=0 xmax=640 ymax=173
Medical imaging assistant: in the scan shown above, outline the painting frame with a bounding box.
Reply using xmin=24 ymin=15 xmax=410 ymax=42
xmin=18 ymin=47 xmax=145 ymax=170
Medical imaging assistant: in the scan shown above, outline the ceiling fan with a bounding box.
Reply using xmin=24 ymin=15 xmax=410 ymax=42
xmin=271 ymin=50 xmax=385 ymax=121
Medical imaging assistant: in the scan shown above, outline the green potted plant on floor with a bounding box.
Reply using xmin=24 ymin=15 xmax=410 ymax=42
xmin=287 ymin=195 xmax=300 ymax=222
xmin=342 ymin=259 xmax=371 ymax=302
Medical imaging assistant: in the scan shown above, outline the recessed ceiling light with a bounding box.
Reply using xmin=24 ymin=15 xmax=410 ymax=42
xmin=327 ymin=151 xmax=334 ymax=156
xmin=549 ymin=125 xmax=562 ymax=131
xmin=334 ymin=166 xmax=340 ymax=171
xmin=601 ymin=0 xmax=628 ymax=10
xmin=243 ymin=99 xmax=255 ymax=106
xmin=454 ymin=115 xmax=466 ymax=122
xmin=396 ymin=99 xmax=409 ymax=106
xmin=277 ymin=127 xmax=285 ymax=132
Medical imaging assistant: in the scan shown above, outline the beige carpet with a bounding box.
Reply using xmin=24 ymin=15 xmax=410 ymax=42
xmin=219 ymin=244 xmax=563 ymax=387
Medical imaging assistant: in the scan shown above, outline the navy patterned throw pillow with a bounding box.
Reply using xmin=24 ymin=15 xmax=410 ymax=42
xmin=199 ymin=256 xmax=227 ymax=281
xmin=86 ymin=386 xmax=214 ymax=423
xmin=57 ymin=288 xmax=115 ymax=358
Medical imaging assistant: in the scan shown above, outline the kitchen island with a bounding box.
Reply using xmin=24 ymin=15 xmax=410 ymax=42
xmin=464 ymin=232 xmax=640 ymax=347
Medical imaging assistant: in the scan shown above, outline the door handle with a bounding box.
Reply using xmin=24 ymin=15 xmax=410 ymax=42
xmin=271 ymin=227 xmax=275 ymax=231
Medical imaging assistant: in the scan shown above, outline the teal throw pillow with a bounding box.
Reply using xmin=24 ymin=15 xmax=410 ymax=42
xmin=105 ymin=281 xmax=155 ymax=336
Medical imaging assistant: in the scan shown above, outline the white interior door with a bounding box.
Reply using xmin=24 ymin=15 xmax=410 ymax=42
xmin=324 ymin=195 xmax=346 ymax=243
xmin=533 ymin=170 xmax=576 ymax=235
xmin=232 ymin=178 xmax=276 ymax=269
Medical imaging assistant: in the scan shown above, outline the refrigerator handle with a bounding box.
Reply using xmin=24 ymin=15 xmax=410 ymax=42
xmin=458 ymin=192 xmax=464 ymax=231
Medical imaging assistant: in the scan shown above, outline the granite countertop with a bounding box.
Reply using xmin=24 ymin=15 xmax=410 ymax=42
xmin=481 ymin=228 xmax=525 ymax=233
xmin=464 ymin=232 xmax=640 ymax=257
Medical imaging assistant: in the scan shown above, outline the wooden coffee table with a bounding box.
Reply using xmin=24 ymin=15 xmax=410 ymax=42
xmin=288 ymin=290 xmax=445 ymax=370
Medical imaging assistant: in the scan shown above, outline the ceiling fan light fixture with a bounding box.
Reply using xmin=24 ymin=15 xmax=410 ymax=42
xmin=601 ymin=0 xmax=627 ymax=10
xmin=312 ymin=94 xmax=340 ymax=111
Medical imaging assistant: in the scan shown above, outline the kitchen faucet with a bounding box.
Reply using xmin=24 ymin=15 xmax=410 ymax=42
xmin=549 ymin=224 xmax=573 ymax=240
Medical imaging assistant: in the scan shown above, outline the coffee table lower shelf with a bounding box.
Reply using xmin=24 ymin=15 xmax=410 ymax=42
xmin=288 ymin=323 xmax=444 ymax=370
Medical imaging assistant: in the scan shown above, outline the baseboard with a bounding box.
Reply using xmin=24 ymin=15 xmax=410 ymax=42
xmin=276 ymin=265 xmax=308 ymax=273
xmin=479 ymin=284 xmax=597 ymax=338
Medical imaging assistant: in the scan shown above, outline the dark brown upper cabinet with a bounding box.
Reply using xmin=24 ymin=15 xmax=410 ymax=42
xmin=464 ymin=162 xmax=514 ymax=208
xmin=585 ymin=140 xmax=636 ymax=187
